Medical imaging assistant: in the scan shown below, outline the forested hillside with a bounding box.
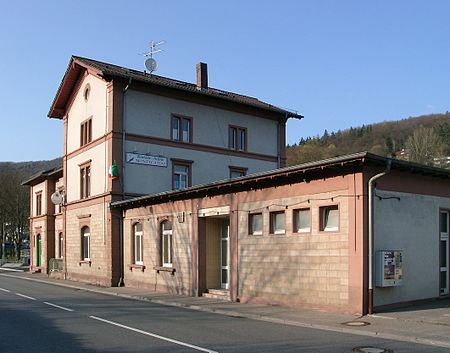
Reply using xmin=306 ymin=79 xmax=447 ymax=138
xmin=287 ymin=113 xmax=450 ymax=167
xmin=0 ymin=157 xmax=61 ymax=260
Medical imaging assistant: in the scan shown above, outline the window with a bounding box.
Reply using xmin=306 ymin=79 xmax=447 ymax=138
xmin=440 ymin=211 xmax=449 ymax=295
xmin=229 ymin=126 xmax=247 ymax=151
xmin=58 ymin=232 xmax=63 ymax=259
xmin=171 ymin=115 xmax=192 ymax=142
xmin=36 ymin=192 xmax=42 ymax=216
xmin=80 ymin=118 xmax=92 ymax=147
xmin=133 ymin=223 xmax=143 ymax=265
xmin=83 ymin=83 xmax=90 ymax=101
xmin=81 ymin=226 xmax=90 ymax=260
xmin=172 ymin=160 xmax=192 ymax=190
xmin=270 ymin=211 xmax=285 ymax=235
xmin=161 ymin=221 xmax=172 ymax=267
xmin=229 ymin=166 xmax=247 ymax=179
xmin=80 ymin=164 xmax=91 ymax=199
xmin=249 ymin=213 xmax=263 ymax=235
xmin=294 ymin=208 xmax=311 ymax=233
xmin=320 ymin=205 xmax=339 ymax=231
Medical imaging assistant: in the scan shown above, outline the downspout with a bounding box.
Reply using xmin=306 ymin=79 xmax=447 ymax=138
xmin=117 ymin=78 xmax=131 ymax=287
xmin=368 ymin=158 xmax=391 ymax=314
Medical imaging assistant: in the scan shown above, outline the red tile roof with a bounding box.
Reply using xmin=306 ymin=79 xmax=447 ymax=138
xmin=48 ymin=56 xmax=303 ymax=120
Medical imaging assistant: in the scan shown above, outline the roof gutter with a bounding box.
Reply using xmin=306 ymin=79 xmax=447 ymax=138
xmin=367 ymin=158 xmax=392 ymax=314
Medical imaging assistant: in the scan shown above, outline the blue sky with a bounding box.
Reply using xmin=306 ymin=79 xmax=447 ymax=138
xmin=1 ymin=0 xmax=449 ymax=162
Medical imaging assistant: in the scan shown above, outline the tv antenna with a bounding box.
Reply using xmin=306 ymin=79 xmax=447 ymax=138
xmin=142 ymin=40 xmax=165 ymax=74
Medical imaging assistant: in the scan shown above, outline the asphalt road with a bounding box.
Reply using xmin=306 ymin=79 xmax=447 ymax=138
xmin=0 ymin=273 xmax=446 ymax=353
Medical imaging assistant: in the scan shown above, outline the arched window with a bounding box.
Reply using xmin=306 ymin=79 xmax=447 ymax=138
xmin=161 ymin=221 xmax=172 ymax=267
xmin=81 ymin=226 xmax=90 ymax=260
xmin=133 ymin=223 xmax=143 ymax=265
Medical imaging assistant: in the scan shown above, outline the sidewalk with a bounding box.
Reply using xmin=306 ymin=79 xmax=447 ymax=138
xmin=2 ymin=269 xmax=450 ymax=349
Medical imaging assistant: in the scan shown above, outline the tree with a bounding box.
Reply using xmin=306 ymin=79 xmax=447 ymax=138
xmin=405 ymin=127 xmax=440 ymax=165
xmin=0 ymin=167 xmax=29 ymax=261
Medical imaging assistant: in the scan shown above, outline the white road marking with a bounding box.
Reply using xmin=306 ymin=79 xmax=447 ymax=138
xmin=0 ymin=287 xmax=11 ymax=293
xmin=89 ymin=315 xmax=218 ymax=353
xmin=0 ymin=268 xmax=24 ymax=272
xmin=44 ymin=301 xmax=74 ymax=312
xmin=15 ymin=293 xmax=36 ymax=300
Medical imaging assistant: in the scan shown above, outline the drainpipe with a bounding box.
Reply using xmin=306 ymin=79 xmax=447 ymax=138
xmin=117 ymin=79 xmax=131 ymax=287
xmin=368 ymin=158 xmax=391 ymax=314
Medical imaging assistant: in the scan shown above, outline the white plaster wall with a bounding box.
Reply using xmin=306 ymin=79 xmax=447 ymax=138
xmin=66 ymin=142 xmax=107 ymax=203
xmin=374 ymin=189 xmax=450 ymax=306
xmin=32 ymin=182 xmax=46 ymax=217
xmin=123 ymin=140 xmax=278 ymax=195
xmin=125 ymin=90 xmax=279 ymax=156
xmin=66 ymin=74 xmax=108 ymax=154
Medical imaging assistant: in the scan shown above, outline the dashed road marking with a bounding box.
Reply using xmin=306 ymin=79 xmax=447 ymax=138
xmin=0 ymin=287 xmax=11 ymax=293
xmin=15 ymin=293 xmax=36 ymax=300
xmin=89 ymin=315 xmax=218 ymax=353
xmin=44 ymin=301 xmax=74 ymax=312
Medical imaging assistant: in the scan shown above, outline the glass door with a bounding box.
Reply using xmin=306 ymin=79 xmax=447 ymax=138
xmin=36 ymin=235 xmax=41 ymax=267
xmin=220 ymin=220 xmax=230 ymax=289
xmin=440 ymin=211 xmax=449 ymax=295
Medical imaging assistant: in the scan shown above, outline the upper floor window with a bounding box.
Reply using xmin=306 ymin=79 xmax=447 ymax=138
xmin=229 ymin=125 xmax=247 ymax=151
xmin=80 ymin=118 xmax=92 ymax=147
xmin=171 ymin=115 xmax=192 ymax=143
xmin=320 ymin=205 xmax=339 ymax=232
xmin=35 ymin=192 xmax=42 ymax=216
xmin=133 ymin=223 xmax=143 ymax=265
xmin=294 ymin=208 xmax=311 ymax=233
xmin=161 ymin=221 xmax=172 ymax=267
xmin=270 ymin=211 xmax=285 ymax=235
xmin=172 ymin=160 xmax=192 ymax=190
xmin=80 ymin=164 xmax=91 ymax=199
xmin=81 ymin=226 xmax=90 ymax=261
xmin=229 ymin=166 xmax=247 ymax=179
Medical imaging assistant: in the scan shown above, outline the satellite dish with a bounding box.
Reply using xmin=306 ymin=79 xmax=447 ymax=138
xmin=145 ymin=58 xmax=158 ymax=72
xmin=51 ymin=191 xmax=63 ymax=206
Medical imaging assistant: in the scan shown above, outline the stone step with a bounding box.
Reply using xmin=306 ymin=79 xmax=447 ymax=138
xmin=203 ymin=289 xmax=231 ymax=301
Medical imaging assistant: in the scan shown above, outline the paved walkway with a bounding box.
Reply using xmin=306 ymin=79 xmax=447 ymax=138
xmin=2 ymin=268 xmax=450 ymax=349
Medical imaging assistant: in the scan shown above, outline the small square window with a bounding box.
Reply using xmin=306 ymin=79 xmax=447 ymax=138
xmin=294 ymin=208 xmax=311 ymax=233
xmin=249 ymin=213 xmax=263 ymax=235
xmin=270 ymin=211 xmax=285 ymax=235
xmin=229 ymin=166 xmax=247 ymax=179
xmin=320 ymin=205 xmax=339 ymax=232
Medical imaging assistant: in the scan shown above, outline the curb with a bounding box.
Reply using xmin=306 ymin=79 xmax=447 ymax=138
xmin=2 ymin=272 xmax=450 ymax=349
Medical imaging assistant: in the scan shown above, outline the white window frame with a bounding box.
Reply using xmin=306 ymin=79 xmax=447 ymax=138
xmin=249 ymin=213 xmax=263 ymax=235
xmin=82 ymin=227 xmax=90 ymax=261
xmin=133 ymin=223 xmax=143 ymax=265
xmin=270 ymin=211 xmax=285 ymax=235
xmin=161 ymin=221 xmax=172 ymax=267
xmin=320 ymin=205 xmax=339 ymax=232
xmin=294 ymin=208 xmax=311 ymax=233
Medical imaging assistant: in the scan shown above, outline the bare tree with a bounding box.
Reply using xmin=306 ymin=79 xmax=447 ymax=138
xmin=405 ymin=127 xmax=440 ymax=166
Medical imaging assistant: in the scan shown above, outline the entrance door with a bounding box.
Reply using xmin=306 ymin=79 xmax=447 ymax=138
xmin=220 ymin=220 xmax=229 ymax=289
xmin=36 ymin=234 xmax=41 ymax=267
xmin=440 ymin=211 xmax=449 ymax=295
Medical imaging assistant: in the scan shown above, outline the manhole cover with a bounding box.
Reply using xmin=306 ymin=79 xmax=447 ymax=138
xmin=342 ymin=321 xmax=371 ymax=326
xmin=352 ymin=347 xmax=393 ymax=353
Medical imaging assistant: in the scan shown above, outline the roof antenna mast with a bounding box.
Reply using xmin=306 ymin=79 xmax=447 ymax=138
xmin=142 ymin=40 xmax=165 ymax=74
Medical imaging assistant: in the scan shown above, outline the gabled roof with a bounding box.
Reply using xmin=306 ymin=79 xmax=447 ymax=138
xmin=22 ymin=167 xmax=63 ymax=186
xmin=48 ymin=55 xmax=304 ymax=120
xmin=111 ymin=152 xmax=450 ymax=210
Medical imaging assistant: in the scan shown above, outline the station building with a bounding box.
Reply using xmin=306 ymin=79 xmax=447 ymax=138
xmin=24 ymin=56 xmax=450 ymax=314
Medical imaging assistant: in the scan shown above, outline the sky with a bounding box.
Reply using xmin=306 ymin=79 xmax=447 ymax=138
xmin=0 ymin=0 xmax=449 ymax=162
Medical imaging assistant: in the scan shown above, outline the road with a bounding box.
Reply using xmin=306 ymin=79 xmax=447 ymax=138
xmin=0 ymin=273 xmax=446 ymax=353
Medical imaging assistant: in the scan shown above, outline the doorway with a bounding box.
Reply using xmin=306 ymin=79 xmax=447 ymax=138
xmin=36 ymin=234 xmax=41 ymax=267
xmin=220 ymin=220 xmax=230 ymax=289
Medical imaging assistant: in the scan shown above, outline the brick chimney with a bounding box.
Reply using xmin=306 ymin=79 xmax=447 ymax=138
xmin=196 ymin=62 xmax=208 ymax=89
